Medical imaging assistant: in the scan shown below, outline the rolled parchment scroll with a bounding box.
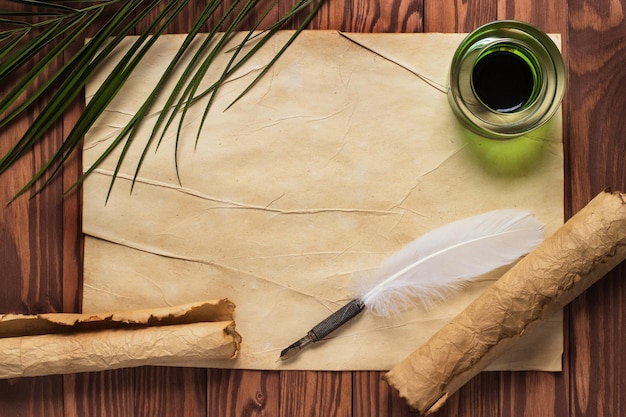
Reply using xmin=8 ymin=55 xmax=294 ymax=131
xmin=384 ymin=190 xmax=626 ymax=415
xmin=0 ymin=299 xmax=241 ymax=379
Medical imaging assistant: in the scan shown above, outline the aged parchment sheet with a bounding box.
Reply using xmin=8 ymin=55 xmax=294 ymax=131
xmin=82 ymin=31 xmax=564 ymax=370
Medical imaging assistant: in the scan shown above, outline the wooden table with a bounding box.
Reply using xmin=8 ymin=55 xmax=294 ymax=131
xmin=1 ymin=1 xmax=624 ymax=416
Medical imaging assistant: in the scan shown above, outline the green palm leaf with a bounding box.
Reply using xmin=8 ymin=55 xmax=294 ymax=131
xmin=0 ymin=0 xmax=328 ymax=202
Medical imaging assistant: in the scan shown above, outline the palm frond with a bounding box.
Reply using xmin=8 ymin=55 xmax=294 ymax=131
xmin=0 ymin=0 xmax=328 ymax=202
xmin=0 ymin=8 xmax=101 ymax=125
xmin=15 ymin=0 xmax=184 ymax=200
xmin=0 ymin=0 xmax=141 ymax=176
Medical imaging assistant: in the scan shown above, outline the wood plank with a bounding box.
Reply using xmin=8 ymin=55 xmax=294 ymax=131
xmin=63 ymin=366 xmax=207 ymax=416
xmin=135 ymin=367 xmax=207 ymax=417
xmin=424 ymin=0 xmax=497 ymax=32
xmin=61 ymin=30 xmax=85 ymax=316
xmin=61 ymin=150 xmax=82 ymax=313
xmin=0 ymin=3 xmax=70 ymax=415
xmin=207 ymin=369 xmax=279 ymax=416
xmin=298 ymin=0 xmax=423 ymax=32
xmin=569 ymin=271 xmax=626 ymax=417
xmin=352 ymin=372 xmax=413 ymax=417
xmin=499 ymin=371 xmax=569 ymax=417
xmin=497 ymin=1 xmax=567 ymax=34
xmin=437 ymin=373 xmax=501 ymax=416
xmin=0 ymin=81 xmax=65 ymax=315
xmin=0 ymin=376 xmax=65 ymax=417
xmin=63 ymin=370 xmax=135 ymax=417
xmin=567 ymin=0 xmax=626 ymax=203
xmin=567 ymin=1 xmax=626 ymax=415
xmin=279 ymin=371 xmax=352 ymax=417
xmin=161 ymin=0 xmax=280 ymax=33
xmin=65 ymin=368 xmax=206 ymax=417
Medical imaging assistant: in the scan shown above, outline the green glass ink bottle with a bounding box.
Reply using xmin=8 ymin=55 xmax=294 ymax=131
xmin=448 ymin=20 xmax=566 ymax=140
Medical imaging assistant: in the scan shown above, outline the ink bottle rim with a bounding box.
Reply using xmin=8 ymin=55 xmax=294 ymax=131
xmin=448 ymin=20 xmax=566 ymax=140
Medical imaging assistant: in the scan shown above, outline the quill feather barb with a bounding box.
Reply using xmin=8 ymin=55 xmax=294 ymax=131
xmin=279 ymin=209 xmax=544 ymax=361
xmin=360 ymin=210 xmax=544 ymax=316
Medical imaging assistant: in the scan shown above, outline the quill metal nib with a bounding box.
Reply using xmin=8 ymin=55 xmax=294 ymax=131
xmin=279 ymin=299 xmax=365 ymax=361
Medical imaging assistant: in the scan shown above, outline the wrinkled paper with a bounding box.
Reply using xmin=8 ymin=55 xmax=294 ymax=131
xmin=0 ymin=300 xmax=241 ymax=378
xmin=385 ymin=190 xmax=626 ymax=414
xmin=83 ymin=31 xmax=564 ymax=370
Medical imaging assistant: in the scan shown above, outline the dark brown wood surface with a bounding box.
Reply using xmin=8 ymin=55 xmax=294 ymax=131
xmin=1 ymin=0 xmax=624 ymax=416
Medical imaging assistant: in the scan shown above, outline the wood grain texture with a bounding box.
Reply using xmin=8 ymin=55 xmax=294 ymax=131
xmin=135 ymin=367 xmax=207 ymax=417
xmin=1 ymin=0 xmax=625 ymax=416
xmin=63 ymin=370 xmax=134 ymax=417
xmin=0 ymin=97 xmax=66 ymax=315
xmin=567 ymin=2 xmax=626 ymax=416
xmin=424 ymin=0 xmax=496 ymax=32
xmin=0 ymin=376 xmax=64 ymax=417
xmin=437 ymin=373 xmax=501 ymax=417
xmin=568 ymin=0 xmax=626 ymax=202
xmin=0 ymin=10 xmax=70 ymax=415
xmin=497 ymin=0 xmax=567 ymax=33
xmin=61 ymin=368 xmax=207 ymax=417
xmin=279 ymin=371 xmax=352 ymax=417
xmin=303 ymin=0 xmax=423 ymax=32
xmin=207 ymin=370 xmax=279 ymax=417
xmin=353 ymin=372 xmax=413 ymax=417
xmin=569 ymin=265 xmax=626 ymax=417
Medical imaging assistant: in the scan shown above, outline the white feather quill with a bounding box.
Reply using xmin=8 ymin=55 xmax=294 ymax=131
xmin=279 ymin=209 xmax=544 ymax=360
xmin=360 ymin=209 xmax=544 ymax=316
